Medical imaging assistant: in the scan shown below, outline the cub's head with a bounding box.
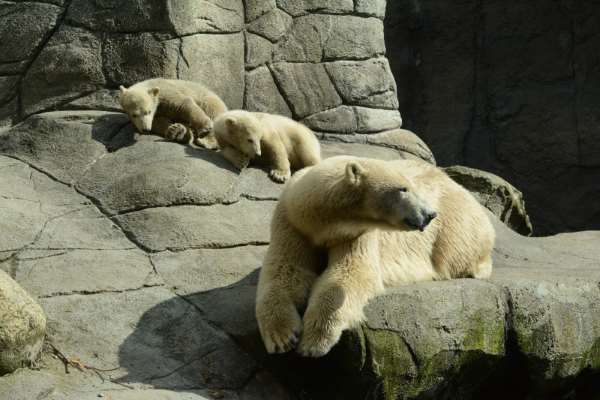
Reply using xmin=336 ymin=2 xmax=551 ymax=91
xmin=217 ymin=111 xmax=263 ymax=157
xmin=343 ymin=159 xmax=437 ymax=232
xmin=119 ymin=85 xmax=160 ymax=133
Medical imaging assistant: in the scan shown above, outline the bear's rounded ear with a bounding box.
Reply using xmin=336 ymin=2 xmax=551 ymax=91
xmin=224 ymin=116 xmax=236 ymax=129
xmin=149 ymin=87 xmax=160 ymax=97
xmin=119 ymin=85 xmax=127 ymax=94
xmin=345 ymin=162 xmax=365 ymax=186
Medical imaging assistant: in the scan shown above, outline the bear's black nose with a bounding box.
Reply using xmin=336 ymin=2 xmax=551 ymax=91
xmin=425 ymin=211 xmax=437 ymax=224
xmin=143 ymin=129 xmax=151 ymax=134
xmin=418 ymin=212 xmax=437 ymax=231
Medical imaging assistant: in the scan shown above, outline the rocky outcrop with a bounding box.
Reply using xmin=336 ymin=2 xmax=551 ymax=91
xmin=445 ymin=165 xmax=532 ymax=236
xmin=0 ymin=1 xmax=598 ymax=399
xmin=0 ymin=110 xmax=422 ymax=399
xmin=1 ymin=111 xmax=599 ymax=399
xmin=0 ymin=271 xmax=46 ymax=375
xmin=384 ymin=0 xmax=600 ymax=234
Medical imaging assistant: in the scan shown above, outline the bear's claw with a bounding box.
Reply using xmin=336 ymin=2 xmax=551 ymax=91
xmin=296 ymin=321 xmax=342 ymax=358
xmin=269 ymin=169 xmax=291 ymax=183
xmin=166 ymin=123 xmax=191 ymax=143
xmin=259 ymin=310 xmax=302 ymax=354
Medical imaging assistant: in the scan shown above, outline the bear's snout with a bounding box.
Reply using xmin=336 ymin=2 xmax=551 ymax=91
xmin=405 ymin=210 xmax=437 ymax=232
xmin=420 ymin=211 xmax=437 ymax=231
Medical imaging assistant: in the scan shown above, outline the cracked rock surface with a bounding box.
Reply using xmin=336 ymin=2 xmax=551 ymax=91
xmin=0 ymin=109 xmax=415 ymax=399
xmin=0 ymin=1 xmax=598 ymax=399
xmin=0 ymin=110 xmax=599 ymax=399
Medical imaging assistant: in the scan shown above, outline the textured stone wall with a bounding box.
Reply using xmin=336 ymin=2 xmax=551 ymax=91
xmin=0 ymin=0 xmax=401 ymax=136
xmin=384 ymin=0 xmax=600 ymax=234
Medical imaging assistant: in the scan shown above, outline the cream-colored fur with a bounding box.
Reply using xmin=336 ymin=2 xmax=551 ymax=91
xmin=213 ymin=110 xmax=321 ymax=183
xmin=256 ymin=156 xmax=495 ymax=357
xmin=118 ymin=78 xmax=227 ymax=149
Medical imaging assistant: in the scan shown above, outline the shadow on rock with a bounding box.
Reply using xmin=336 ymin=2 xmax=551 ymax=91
xmin=91 ymin=112 xmax=137 ymax=152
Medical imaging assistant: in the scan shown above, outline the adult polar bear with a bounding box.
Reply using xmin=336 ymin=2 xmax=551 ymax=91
xmin=255 ymin=156 xmax=495 ymax=357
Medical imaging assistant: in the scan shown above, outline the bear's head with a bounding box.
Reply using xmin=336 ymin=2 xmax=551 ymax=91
xmin=284 ymin=157 xmax=438 ymax=245
xmin=343 ymin=159 xmax=437 ymax=232
xmin=118 ymin=85 xmax=160 ymax=133
xmin=217 ymin=111 xmax=262 ymax=157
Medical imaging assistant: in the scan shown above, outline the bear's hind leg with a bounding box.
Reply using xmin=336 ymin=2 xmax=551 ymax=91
xmin=256 ymin=207 xmax=321 ymax=354
xmin=298 ymin=232 xmax=383 ymax=357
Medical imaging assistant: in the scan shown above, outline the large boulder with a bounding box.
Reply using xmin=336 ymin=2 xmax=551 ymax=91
xmin=0 ymin=270 xmax=47 ymax=375
xmin=445 ymin=165 xmax=533 ymax=236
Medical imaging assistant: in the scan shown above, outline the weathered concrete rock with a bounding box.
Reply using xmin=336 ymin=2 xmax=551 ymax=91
xmin=247 ymin=9 xmax=292 ymax=42
xmin=0 ymin=270 xmax=46 ymax=375
xmin=0 ymin=2 xmax=61 ymax=70
xmin=177 ymin=33 xmax=245 ymax=109
xmin=274 ymin=15 xmax=385 ymax=62
xmin=245 ymin=33 xmax=274 ymax=68
xmin=114 ymin=201 xmax=276 ymax=252
xmin=245 ymin=66 xmax=292 ymax=117
xmin=326 ymin=58 xmax=398 ymax=109
xmin=365 ymin=128 xmax=436 ymax=164
xmin=22 ymin=26 xmax=106 ymax=116
xmin=445 ymin=165 xmax=533 ymax=235
xmin=102 ymin=32 xmax=179 ymax=88
xmin=168 ymin=0 xmax=244 ymax=35
xmin=276 ymin=0 xmax=354 ymax=16
xmin=302 ymin=106 xmax=357 ymax=134
xmin=354 ymin=107 xmax=402 ymax=133
xmin=271 ymin=62 xmax=342 ymax=118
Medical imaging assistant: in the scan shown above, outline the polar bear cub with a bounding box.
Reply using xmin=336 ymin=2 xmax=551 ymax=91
xmin=256 ymin=156 xmax=495 ymax=357
xmin=118 ymin=78 xmax=227 ymax=149
xmin=213 ymin=110 xmax=321 ymax=183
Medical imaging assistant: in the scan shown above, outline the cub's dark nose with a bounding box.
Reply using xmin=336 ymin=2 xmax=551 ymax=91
xmin=143 ymin=129 xmax=151 ymax=134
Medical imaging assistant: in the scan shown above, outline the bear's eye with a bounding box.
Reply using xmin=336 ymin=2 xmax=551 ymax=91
xmin=398 ymin=187 xmax=407 ymax=193
xmin=247 ymin=139 xmax=253 ymax=144
xmin=132 ymin=112 xmax=139 ymax=118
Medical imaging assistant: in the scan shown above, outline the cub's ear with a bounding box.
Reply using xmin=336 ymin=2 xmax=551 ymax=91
xmin=148 ymin=87 xmax=160 ymax=97
xmin=119 ymin=85 xmax=127 ymax=94
xmin=345 ymin=161 xmax=365 ymax=186
xmin=224 ymin=116 xmax=237 ymax=129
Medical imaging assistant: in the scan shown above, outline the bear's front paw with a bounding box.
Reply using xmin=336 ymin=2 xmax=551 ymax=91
xmin=194 ymin=135 xmax=219 ymax=150
xmin=297 ymin=321 xmax=343 ymax=358
xmin=269 ymin=169 xmax=291 ymax=183
xmin=259 ymin=312 xmax=302 ymax=354
xmin=231 ymin=156 xmax=250 ymax=171
xmin=166 ymin=123 xmax=191 ymax=143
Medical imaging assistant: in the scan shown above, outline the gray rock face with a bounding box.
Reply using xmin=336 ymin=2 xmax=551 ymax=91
xmin=445 ymin=165 xmax=533 ymax=236
xmin=0 ymin=109 xmax=599 ymax=398
xmin=0 ymin=108 xmax=426 ymax=397
xmin=0 ymin=0 xmax=400 ymax=137
xmin=1 ymin=2 xmax=598 ymax=399
xmin=385 ymin=0 xmax=600 ymax=234
xmin=0 ymin=270 xmax=47 ymax=375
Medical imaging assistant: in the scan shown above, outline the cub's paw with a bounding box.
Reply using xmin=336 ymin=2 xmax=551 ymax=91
xmin=297 ymin=321 xmax=342 ymax=358
xmin=166 ymin=123 xmax=191 ymax=143
xmin=231 ymin=156 xmax=250 ymax=171
xmin=194 ymin=135 xmax=219 ymax=150
xmin=259 ymin=311 xmax=302 ymax=354
xmin=269 ymin=169 xmax=291 ymax=183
